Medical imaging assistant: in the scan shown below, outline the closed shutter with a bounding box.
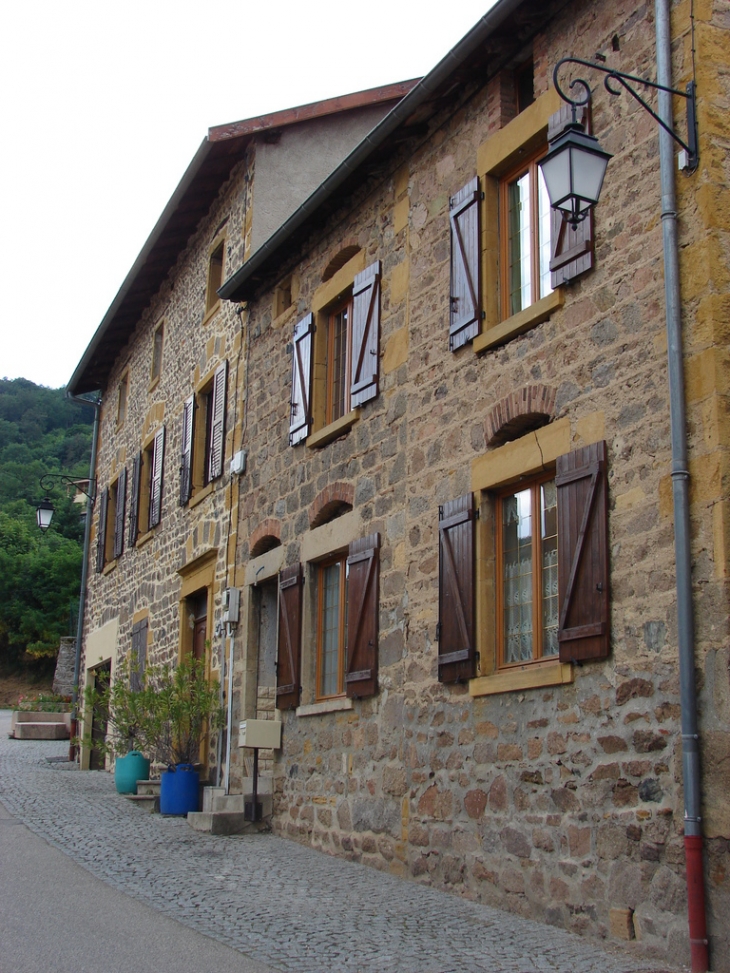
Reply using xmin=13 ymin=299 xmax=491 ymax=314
xmin=345 ymin=533 xmax=380 ymax=699
xmin=350 ymin=260 xmax=381 ymax=407
xmin=277 ymin=563 xmax=303 ymax=710
xmin=179 ymin=395 xmax=194 ymax=505
xmin=207 ymin=361 xmax=228 ymax=481
xmin=113 ymin=467 xmax=127 ymax=560
xmin=95 ymin=487 xmax=108 ymax=573
xmin=556 ymin=440 xmax=610 ymax=662
xmin=130 ymin=618 xmax=148 ymax=693
xmin=128 ymin=451 xmax=141 ymax=547
xmin=149 ymin=426 xmax=165 ymax=528
xmin=449 ymin=177 xmax=481 ymax=351
xmin=548 ymin=105 xmax=594 ymax=287
xmin=438 ymin=494 xmax=476 ymax=683
xmin=290 ymin=314 xmax=314 ymax=446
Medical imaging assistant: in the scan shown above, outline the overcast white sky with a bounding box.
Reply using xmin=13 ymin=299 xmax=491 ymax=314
xmin=0 ymin=0 xmax=496 ymax=390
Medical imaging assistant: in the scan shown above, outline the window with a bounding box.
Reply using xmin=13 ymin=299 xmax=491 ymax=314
xmin=289 ymin=259 xmax=381 ymax=446
xmin=150 ymin=321 xmax=164 ymax=384
xmin=180 ymin=362 xmax=227 ymax=505
xmin=95 ymin=468 xmax=126 ymax=572
xmin=515 ymin=59 xmax=535 ymax=114
xmin=439 ymin=439 xmax=610 ymax=691
xmin=117 ymin=372 xmax=129 ymax=427
xmin=496 ymin=473 xmax=558 ymax=665
xmin=130 ymin=617 xmax=148 ymax=692
xmin=274 ymin=275 xmax=293 ymax=319
xmin=276 ymin=532 xmax=381 ymax=710
xmin=500 ymin=149 xmax=553 ymax=320
xmin=128 ymin=426 xmax=165 ymax=543
xmin=316 ymin=554 xmax=348 ymax=699
xmin=205 ymin=240 xmax=224 ymax=316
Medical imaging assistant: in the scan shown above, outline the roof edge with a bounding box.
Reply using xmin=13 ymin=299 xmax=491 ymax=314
xmin=218 ymin=0 xmax=525 ymax=303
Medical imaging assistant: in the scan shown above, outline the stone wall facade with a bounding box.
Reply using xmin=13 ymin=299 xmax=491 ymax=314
xmin=230 ymin=0 xmax=730 ymax=967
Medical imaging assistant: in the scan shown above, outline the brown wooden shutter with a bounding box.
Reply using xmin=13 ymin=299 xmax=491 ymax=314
xmin=128 ymin=451 xmax=141 ymax=547
xmin=130 ymin=618 xmax=148 ymax=693
xmin=95 ymin=487 xmax=108 ymax=573
xmin=449 ymin=177 xmax=481 ymax=351
xmin=207 ymin=361 xmax=228 ymax=481
xmin=548 ymin=105 xmax=594 ymax=287
xmin=290 ymin=313 xmax=314 ymax=446
xmin=149 ymin=426 xmax=165 ymax=528
xmin=350 ymin=260 xmax=381 ymax=407
xmin=179 ymin=395 xmax=194 ymax=506
xmin=113 ymin=466 xmax=127 ymax=560
xmin=346 ymin=532 xmax=380 ymax=699
xmin=556 ymin=440 xmax=610 ymax=662
xmin=277 ymin=563 xmax=303 ymax=709
xmin=438 ymin=494 xmax=476 ymax=683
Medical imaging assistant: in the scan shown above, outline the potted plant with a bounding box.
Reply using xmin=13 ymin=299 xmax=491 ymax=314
xmin=79 ymin=663 xmax=152 ymax=793
xmin=144 ymin=655 xmax=225 ymax=815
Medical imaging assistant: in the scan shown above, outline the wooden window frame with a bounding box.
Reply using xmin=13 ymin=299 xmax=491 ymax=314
xmin=315 ymin=553 xmax=348 ymax=701
xmin=131 ymin=425 xmax=165 ymax=540
xmin=324 ymin=298 xmax=353 ymax=427
xmin=499 ymin=146 xmax=552 ymax=322
xmin=495 ymin=470 xmax=558 ymax=670
xmin=181 ymin=362 xmax=227 ymax=505
xmin=204 ymin=237 xmax=225 ymax=320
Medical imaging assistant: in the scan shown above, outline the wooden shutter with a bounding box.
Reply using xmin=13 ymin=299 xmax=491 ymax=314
xmin=548 ymin=105 xmax=594 ymax=287
xmin=95 ymin=487 xmax=108 ymax=573
xmin=277 ymin=563 xmax=303 ymax=710
xmin=149 ymin=426 xmax=165 ymax=528
xmin=438 ymin=494 xmax=476 ymax=683
xmin=113 ymin=467 xmax=127 ymax=560
xmin=128 ymin=451 xmax=141 ymax=547
xmin=350 ymin=260 xmax=381 ymax=407
xmin=130 ymin=618 xmax=148 ymax=693
xmin=556 ymin=440 xmax=610 ymax=662
xmin=290 ymin=314 xmax=314 ymax=446
xmin=449 ymin=177 xmax=481 ymax=351
xmin=346 ymin=533 xmax=380 ymax=699
xmin=207 ymin=360 xmax=228 ymax=481
xmin=179 ymin=395 xmax=194 ymax=506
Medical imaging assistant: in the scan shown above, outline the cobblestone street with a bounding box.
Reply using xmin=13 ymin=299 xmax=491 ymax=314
xmin=0 ymin=712 xmax=682 ymax=973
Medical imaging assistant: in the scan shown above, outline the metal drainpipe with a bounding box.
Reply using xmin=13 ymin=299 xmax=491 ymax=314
xmin=654 ymin=1 xmax=709 ymax=969
xmin=65 ymin=392 xmax=101 ymax=761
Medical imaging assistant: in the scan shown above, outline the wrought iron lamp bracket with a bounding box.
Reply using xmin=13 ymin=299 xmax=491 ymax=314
xmin=39 ymin=473 xmax=97 ymax=504
xmin=553 ymin=57 xmax=698 ymax=170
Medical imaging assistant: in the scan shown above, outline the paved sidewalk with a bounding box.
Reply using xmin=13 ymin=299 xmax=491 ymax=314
xmin=0 ymin=711 xmax=679 ymax=973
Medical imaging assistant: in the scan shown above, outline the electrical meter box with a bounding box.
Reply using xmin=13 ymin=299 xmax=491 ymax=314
xmin=222 ymin=587 xmax=240 ymax=624
xmin=238 ymin=719 xmax=282 ymax=749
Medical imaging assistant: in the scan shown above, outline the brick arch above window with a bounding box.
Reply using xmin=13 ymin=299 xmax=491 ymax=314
xmin=309 ymin=482 xmax=355 ymax=528
xmin=486 ymin=384 xmax=556 ymax=447
xmin=250 ymin=518 xmax=282 ymax=558
xmin=322 ymin=244 xmax=361 ymax=282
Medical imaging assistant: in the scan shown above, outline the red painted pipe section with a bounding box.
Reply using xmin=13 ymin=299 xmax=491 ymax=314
xmin=685 ymin=835 xmax=709 ymax=973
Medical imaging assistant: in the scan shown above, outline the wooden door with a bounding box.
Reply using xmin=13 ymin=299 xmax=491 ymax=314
xmin=89 ymin=661 xmax=111 ymax=770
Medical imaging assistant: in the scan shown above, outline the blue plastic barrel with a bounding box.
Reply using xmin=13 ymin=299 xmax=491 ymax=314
xmin=160 ymin=764 xmax=200 ymax=815
xmin=114 ymin=751 xmax=150 ymax=795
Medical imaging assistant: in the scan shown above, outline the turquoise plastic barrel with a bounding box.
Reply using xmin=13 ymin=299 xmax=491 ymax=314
xmin=114 ymin=751 xmax=150 ymax=795
xmin=160 ymin=764 xmax=199 ymax=815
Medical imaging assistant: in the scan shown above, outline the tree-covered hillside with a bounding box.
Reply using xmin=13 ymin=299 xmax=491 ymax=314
xmin=0 ymin=378 xmax=95 ymax=668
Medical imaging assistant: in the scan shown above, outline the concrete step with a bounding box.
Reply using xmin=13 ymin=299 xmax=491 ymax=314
xmin=187 ymin=811 xmax=266 ymax=835
xmin=136 ymin=780 xmax=160 ymax=797
xmin=126 ymin=793 xmax=159 ymax=813
xmin=13 ymin=722 xmax=70 ymax=741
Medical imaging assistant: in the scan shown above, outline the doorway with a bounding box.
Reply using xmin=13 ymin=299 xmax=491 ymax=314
xmin=89 ymin=660 xmax=111 ymax=770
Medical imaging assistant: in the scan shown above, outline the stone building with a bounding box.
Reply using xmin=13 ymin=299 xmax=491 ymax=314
xmin=70 ymin=0 xmax=730 ymax=968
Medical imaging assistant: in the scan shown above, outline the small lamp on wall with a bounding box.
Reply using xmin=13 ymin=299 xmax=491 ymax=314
xmin=36 ymin=497 xmax=55 ymax=532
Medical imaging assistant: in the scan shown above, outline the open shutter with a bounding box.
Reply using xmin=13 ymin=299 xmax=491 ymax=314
xmin=113 ymin=466 xmax=127 ymax=560
xmin=556 ymin=440 xmax=610 ymax=662
xmin=449 ymin=177 xmax=481 ymax=351
xmin=346 ymin=532 xmax=380 ymax=699
xmin=128 ymin=451 xmax=141 ymax=547
xmin=289 ymin=313 xmax=314 ymax=446
xmin=149 ymin=426 xmax=165 ymax=528
xmin=438 ymin=494 xmax=476 ymax=683
xmin=350 ymin=260 xmax=381 ymax=407
xmin=130 ymin=618 xmax=148 ymax=693
xmin=179 ymin=395 xmax=194 ymax=505
xmin=95 ymin=487 xmax=108 ymax=573
xmin=207 ymin=360 xmax=228 ymax=481
xmin=548 ymin=105 xmax=594 ymax=287
xmin=277 ymin=564 xmax=303 ymax=710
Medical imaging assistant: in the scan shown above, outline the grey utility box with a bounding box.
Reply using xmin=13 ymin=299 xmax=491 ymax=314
xmin=238 ymin=719 xmax=282 ymax=749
